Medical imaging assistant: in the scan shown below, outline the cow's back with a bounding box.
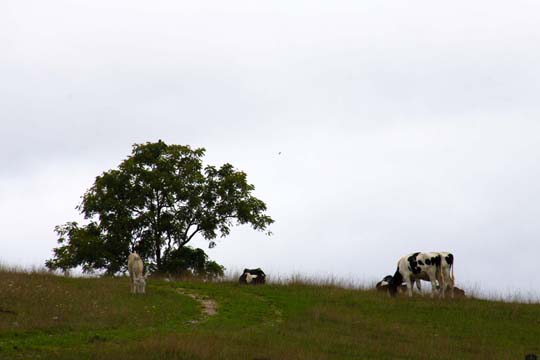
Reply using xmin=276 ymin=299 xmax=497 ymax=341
xmin=438 ymin=252 xmax=454 ymax=268
xmin=128 ymin=253 xmax=144 ymax=277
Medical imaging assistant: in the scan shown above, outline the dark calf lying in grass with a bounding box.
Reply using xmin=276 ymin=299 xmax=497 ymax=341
xmin=376 ymin=276 xmax=407 ymax=294
xmin=450 ymin=286 xmax=466 ymax=298
xmin=376 ymin=275 xmax=393 ymax=289
xmin=239 ymin=268 xmax=266 ymax=285
xmin=376 ymin=275 xmax=401 ymax=292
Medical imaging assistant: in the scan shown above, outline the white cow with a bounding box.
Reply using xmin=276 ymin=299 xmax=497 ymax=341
xmin=127 ymin=252 xmax=146 ymax=294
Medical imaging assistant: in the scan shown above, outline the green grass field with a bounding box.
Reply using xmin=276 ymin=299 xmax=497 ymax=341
xmin=1 ymin=268 xmax=539 ymax=359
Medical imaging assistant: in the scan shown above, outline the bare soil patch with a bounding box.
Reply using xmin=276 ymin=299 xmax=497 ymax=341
xmin=176 ymin=288 xmax=217 ymax=318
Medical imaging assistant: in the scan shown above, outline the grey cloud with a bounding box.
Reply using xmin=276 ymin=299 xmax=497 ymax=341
xmin=1 ymin=0 xmax=540 ymax=297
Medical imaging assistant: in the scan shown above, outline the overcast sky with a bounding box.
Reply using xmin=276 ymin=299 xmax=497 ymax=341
xmin=2 ymin=1 xmax=540 ymax=298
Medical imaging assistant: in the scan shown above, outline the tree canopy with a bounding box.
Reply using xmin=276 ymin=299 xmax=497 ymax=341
xmin=46 ymin=141 xmax=274 ymax=275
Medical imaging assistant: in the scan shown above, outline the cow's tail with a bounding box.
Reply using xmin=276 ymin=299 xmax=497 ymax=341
xmin=446 ymin=253 xmax=455 ymax=282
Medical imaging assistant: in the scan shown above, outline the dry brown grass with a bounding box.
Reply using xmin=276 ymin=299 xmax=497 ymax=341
xmin=1 ymin=267 xmax=539 ymax=359
xmin=0 ymin=267 xmax=196 ymax=336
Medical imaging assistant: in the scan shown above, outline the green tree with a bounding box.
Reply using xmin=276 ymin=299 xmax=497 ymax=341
xmin=160 ymin=246 xmax=225 ymax=278
xmin=46 ymin=141 xmax=273 ymax=275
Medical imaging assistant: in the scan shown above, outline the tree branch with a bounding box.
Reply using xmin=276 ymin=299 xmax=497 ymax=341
xmin=182 ymin=225 xmax=201 ymax=246
xmin=182 ymin=220 xmax=194 ymax=242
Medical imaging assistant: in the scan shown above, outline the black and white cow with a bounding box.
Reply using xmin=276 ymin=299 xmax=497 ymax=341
xmin=388 ymin=252 xmax=443 ymax=298
xmin=390 ymin=251 xmax=456 ymax=297
xmin=238 ymin=268 xmax=266 ymax=285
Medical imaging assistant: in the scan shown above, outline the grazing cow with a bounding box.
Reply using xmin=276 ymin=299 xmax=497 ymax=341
xmin=127 ymin=252 xmax=146 ymax=294
xmin=388 ymin=252 xmax=443 ymax=298
xmin=239 ymin=268 xmax=266 ymax=285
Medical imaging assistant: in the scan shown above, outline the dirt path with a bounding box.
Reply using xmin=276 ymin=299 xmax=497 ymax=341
xmin=175 ymin=287 xmax=284 ymax=330
xmin=176 ymin=288 xmax=218 ymax=319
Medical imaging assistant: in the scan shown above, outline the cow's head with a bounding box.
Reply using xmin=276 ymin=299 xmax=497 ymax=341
xmin=135 ymin=276 xmax=146 ymax=294
xmin=387 ymin=268 xmax=403 ymax=297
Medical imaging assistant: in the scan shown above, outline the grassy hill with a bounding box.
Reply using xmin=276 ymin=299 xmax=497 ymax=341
xmin=0 ymin=268 xmax=539 ymax=359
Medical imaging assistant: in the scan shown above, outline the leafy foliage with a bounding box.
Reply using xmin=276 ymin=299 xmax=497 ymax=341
xmin=46 ymin=141 xmax=273 ymax=274
xmin=45 ymin=222 xmax=109 ymax=274
xmin=160 ymin=246 xmax=225 ymax=278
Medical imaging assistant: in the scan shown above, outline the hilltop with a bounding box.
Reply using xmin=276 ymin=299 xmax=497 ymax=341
xmin=0 ymin=269 xmax=539 ymax=359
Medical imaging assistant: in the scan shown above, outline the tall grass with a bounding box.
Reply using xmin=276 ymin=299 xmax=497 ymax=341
xmin=225 ymin=269 xmax=540 ymax=303
xmin=1 ymin=266 xmax=540 ymax=359
xmin=68 ymin=276 xmax=540 ymax=359
xmin=2 ymin=262 xmax=538 ymax=302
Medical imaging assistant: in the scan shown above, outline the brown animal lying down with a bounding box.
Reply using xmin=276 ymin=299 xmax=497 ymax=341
xmin=376 ymin=282 xmax=466 ymax=298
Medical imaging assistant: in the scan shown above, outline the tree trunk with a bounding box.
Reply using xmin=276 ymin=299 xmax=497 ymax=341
xmin=155 ymin=245 xmax=162 ymax=271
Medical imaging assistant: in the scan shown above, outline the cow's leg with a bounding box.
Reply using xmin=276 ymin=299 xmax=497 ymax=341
xmin=130 ymin=273 xmax=135 ymax=293
xmin=430 ymin=278 xmax=438 ymax=298
xmin=139 ymin=278 xmax=146 ymax=294
xmin=405 ymin=276 xmax=414 ymax=297
xmin=415 ymin=279 xmax=423 ymax=295
xmin=428 ymin=271 xmax=438 ymax=298
xmin=438 ymin=269 xmax=446 ymax=299
xmin=445 ymin=268 xmax=455 ymax=298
